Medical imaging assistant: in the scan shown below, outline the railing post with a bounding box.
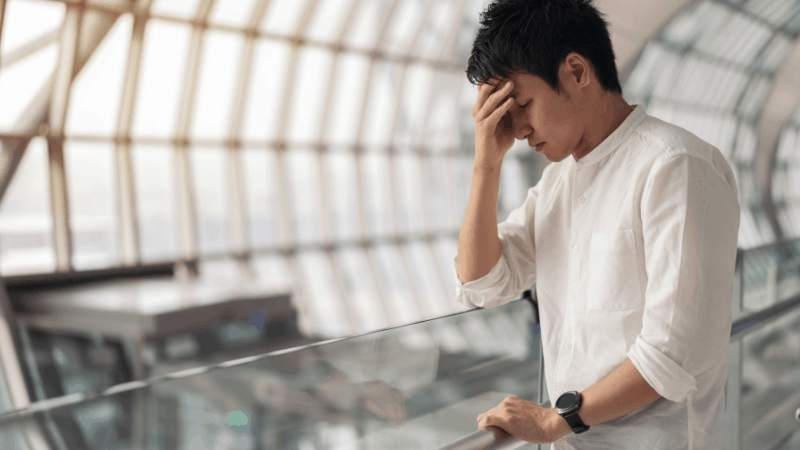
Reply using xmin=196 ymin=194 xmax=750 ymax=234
xmin=726 ymin=248 xmax=744 ymax=450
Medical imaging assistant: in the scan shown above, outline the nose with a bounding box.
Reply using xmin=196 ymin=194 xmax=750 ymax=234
xmin=511 ymin=109 xmax=532 ymax=141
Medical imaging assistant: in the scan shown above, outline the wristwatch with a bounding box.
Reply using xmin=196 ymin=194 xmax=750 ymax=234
xmin=555 ymin=390 xmax=590 ymax=434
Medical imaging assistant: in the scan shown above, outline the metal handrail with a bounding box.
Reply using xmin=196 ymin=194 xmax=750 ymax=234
xmin=436 ymin=427 xmax=527 ymax=450
xmin=437 ymin=247 xmax=800 ymax=450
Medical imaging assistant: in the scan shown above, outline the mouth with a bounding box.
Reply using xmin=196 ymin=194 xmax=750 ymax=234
xmin=534 ymin=141 xmax=545 ymax=151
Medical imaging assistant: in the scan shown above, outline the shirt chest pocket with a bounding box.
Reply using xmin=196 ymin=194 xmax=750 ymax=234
xmin=587 ymin=230 xmax=643 ymax=311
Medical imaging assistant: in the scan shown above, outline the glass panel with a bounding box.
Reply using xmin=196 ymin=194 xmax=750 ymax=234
xmin=323 ymin=149 xmax=360 ymax=241
xmin=432 ymin=236 xmax=470 ymax=313
xmin=785 ymin=7 xmax=800 ymax=34
xmin=425 ymin=71 xmax=459 ymax=149
xmin=190 ymin=30 xmax=242 ymax=140
xmin=413 ymin=0 xmax=457 ymax=60
xmin=190 ymin=146 xmax=230 ymax=255
xmin=285 ymin=149 xmax=323 ymax=245
xmin=0 ymin=0 xmax=64 ymax=55
xmin=304 ymin=0 xmax=358 ymax=44
xmin=343 ymin=0 xmax=384 ymax=51
xmin=64 ymin=141 xmax=119 ymax=269
xmin=454 ymin=0 xmax=486 ymax=57
xmin=735 ymin=122 xmax=758 ymax=163
xmin=372 ymin=244 xmax=425 ymax=326
xmin=150 ymin=0 xmax=202 ymax=19
xmin=0 ymin=138 xmax=55 ymax=275
xmin=131 ymin=144 xmax=179 ymax=262
xmin=753 ymin=34 xmax=792 ymax=73
xmin=287 ymin=47 xmax=333 ymax=144
xmin=241 ymin=39 xmax=291 ymax=143
xmin=395 ymin=152 xmax=424 ymax=235
xmin=0 ymin=43 xmax=57 ymax=132
xmin=382 ymin=0 xmax=425 ymax=56
xmin=739 ymin=306 xmax=800 ymax=448
xmin=696 ymin=12 xmax=771 ymax=66
xmin=745 ymin=0 xmax=800 ymax=26
xmin=0 ymin=299 xmax=540 ymax=449
xmin=737 ymin=76 xmax=771 ymax=119
xmin=66 ymin=14 xmax=132 ymax=136
xmin=296 ymin=250 xmax=352 ymax=337
xmin=260 ymin=0 xmax=312 ymax=37
xmin=362 ymin=59 xmax=401 ymax=147
xmin=395 ymin=63 xmax=433 ymax=148
xmin=457 ymin=76 xmax=478 ymax=152
xmin=209 ymin=0 xmax=260 ymax=28
xmin=405 ymin=240 xmax=451 ymax=318
xmin=643 ymin=46 xmax=682 ymax=100
xmin=361 ymin=151 xmax=393 ymax=238
xmin=336 ymin=246 xmax=389 ymax=332
xmin=241 ymin=147 xmax=281 ymax=249
xmin=250 ymin=253 xmax=293 ymax=291
xmin=132 ymin=20 xmax=191 ymax=138
xmin=424 ymin=154 xmax=454 ymax=232
xmin=324 ymin=51 xmax=370 ymax=146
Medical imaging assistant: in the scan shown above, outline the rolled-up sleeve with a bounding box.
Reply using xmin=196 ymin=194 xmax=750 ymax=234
xmin=628 ymin=151 xmax=740 ymax=403
xmin=453 ymin=182 xmax=539 ymax=309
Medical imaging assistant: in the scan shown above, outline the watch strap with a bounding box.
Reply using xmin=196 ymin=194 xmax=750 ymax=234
xmin=562 ymin=410 xmax=590 ymax=434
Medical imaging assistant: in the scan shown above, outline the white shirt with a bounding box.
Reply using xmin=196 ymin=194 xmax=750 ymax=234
xmin=453 ymin=104 xmax=740 ymax=450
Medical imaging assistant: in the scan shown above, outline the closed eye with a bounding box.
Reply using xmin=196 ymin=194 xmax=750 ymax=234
xmin=518 ymin=101 xmax=530 ymax=108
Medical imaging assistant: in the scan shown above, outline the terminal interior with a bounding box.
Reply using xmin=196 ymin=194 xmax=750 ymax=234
xmin=0 ymin=0 xmax=799 ymax=448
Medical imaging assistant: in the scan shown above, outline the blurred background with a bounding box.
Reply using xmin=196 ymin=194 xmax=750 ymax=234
xmin=0 ymin=0 xmax=799 ymax=449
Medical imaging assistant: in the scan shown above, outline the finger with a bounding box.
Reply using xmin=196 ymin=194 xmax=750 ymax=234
xmin=365 ymin=399 xmax=386 ymax=419
xmin=480 ymin=97 xmax=516 ymax=132
xmin=473 ymin=80 xmax=499 ymax=116
xmin=476 ymin=81 xmax=514 ymax=122
xmin=474 ymin=78 xmax=511 ymax=119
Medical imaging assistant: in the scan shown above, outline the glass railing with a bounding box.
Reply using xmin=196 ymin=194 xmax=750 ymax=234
xmin=0 ymin=298 xmax=544 ymax=450
xmin=2 ymin=239 xmax=800 ymax=449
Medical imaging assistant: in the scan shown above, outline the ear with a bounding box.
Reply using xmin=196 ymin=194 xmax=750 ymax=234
xmin=560 ymin=52 xmax=592 ymax=91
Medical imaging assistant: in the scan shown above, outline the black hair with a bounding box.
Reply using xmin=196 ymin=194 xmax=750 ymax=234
xmin=466 ymin=0 xmax=623 ymax=96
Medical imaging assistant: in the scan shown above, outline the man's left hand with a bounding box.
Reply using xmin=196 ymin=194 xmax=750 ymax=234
xmin=477 ymin=396 xmax=571 ymax=444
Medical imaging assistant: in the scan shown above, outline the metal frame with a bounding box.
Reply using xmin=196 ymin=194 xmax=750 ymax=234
xmin=26 ymin=0 xmax=463 ymax=69
xmin=114 ymin=0 xmax=154 ymax=267
xmin=171 ymin=0 xmax=217 ymax=266
xmin=630 ymin=0 xmax=800 ymax=249
xmin=0 ymin=29 xmax=59 ymax=71
xmin=0 ymin=0 xmax=5 ymax=71
xmin=315 ymin=0 xmax=371 ymax=332
xmin=385 ymin=0 xmax=439 ymax=323
xmin=223 ymin=0 xmax=273 ymax=278
xmin=47 ymin=0 xmax=86 ymax=271
xmin=0 ymin=1 xmax=125 ymax=271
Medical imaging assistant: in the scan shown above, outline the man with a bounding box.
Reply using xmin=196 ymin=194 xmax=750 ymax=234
xmin=454 ymin=0 xmax=740 ymax=448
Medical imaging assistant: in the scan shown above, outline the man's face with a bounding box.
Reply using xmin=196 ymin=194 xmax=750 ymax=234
xmin=497 ymin=70 xmax=583 ymax=162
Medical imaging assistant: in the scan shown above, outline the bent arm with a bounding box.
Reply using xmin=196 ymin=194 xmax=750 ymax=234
xmin=457 ymin=164 xmax=504 ymax=284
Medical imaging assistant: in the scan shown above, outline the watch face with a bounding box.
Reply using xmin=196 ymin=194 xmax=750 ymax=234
xmin=556 ymin=392 xmax=578 ymax=410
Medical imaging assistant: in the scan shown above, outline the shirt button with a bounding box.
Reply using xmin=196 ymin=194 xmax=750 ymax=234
xmin=573 ymin=245 xmax=579 ymax=253
xmin=570 ymin=293 xmax=576 ymax=301
xmin=566 ymin=343 xmax=572 ymax=350
xmin=577 ymin=196 xmax=585 ymax=204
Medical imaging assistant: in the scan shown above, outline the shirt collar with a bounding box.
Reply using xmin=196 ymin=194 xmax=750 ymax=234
xmin=573 ymin=104 xmax=647 ymax=167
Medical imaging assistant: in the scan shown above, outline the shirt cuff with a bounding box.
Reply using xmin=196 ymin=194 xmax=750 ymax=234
xmin=452 ymin=251 xmax=509 ymax=308
xmin=627 ymin=335 xmax=698 ymax=403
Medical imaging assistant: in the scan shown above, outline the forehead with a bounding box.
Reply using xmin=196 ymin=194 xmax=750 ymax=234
xmin=489 ymin=71 xmax=544 ymax=91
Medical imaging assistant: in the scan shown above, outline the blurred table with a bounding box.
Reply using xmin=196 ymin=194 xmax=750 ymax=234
xmin=11 ymin=276 xmax=295 ymax=380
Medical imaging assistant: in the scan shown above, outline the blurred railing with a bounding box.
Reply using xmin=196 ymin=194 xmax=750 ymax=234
xmin=1 ymin=240 xmax=800 ymax=449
